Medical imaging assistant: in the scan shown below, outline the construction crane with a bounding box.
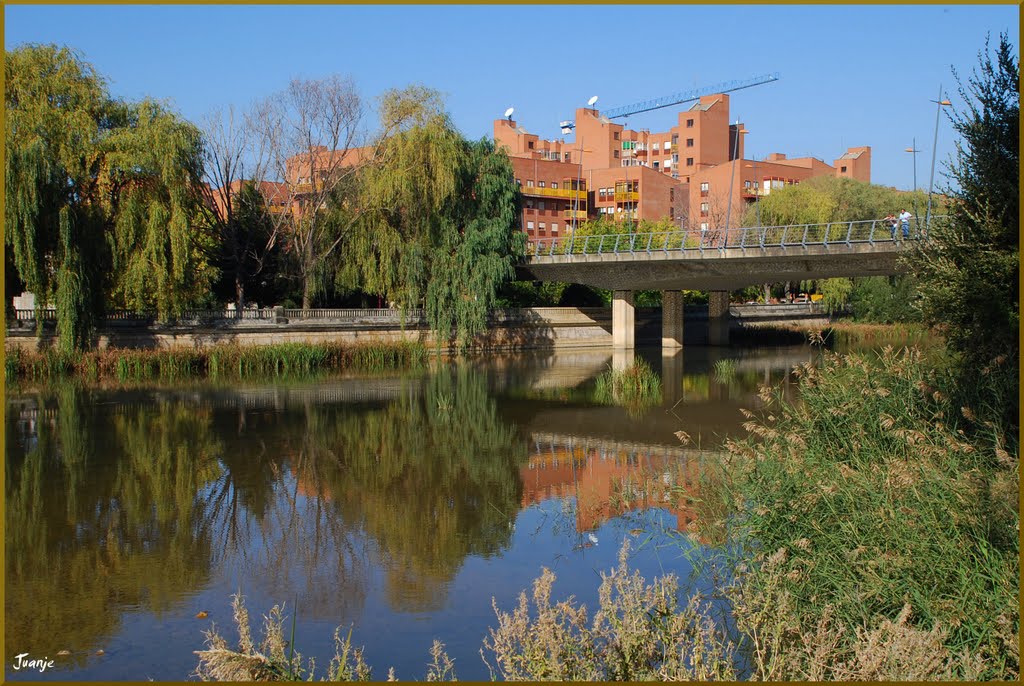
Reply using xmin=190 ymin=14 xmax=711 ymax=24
xmin=559 ymin=72 xmax=779 ymax=132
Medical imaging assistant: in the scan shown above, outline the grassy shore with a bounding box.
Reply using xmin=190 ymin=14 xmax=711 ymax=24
xmin=695 ymin=345 xmax=1019 ymax=680
xmin=5 ymin=341 xmax=428 ymax=383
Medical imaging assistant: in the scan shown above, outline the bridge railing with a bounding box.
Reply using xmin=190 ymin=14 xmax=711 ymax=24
xmin=525 ymin=217 xmax=945 ymax=258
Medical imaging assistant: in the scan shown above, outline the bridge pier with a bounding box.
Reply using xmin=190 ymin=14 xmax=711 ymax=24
xmin=662 ymin=290 xmax=684 ymax=350
xmin=708 ymin=290 xmax=730 ymax=346
xmin=612 ymin=290 xmax=635 ymax=349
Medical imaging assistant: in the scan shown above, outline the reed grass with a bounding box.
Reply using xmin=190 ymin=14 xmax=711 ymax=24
xmin=6 ymin=341 xmax=428 ymax=383
xmin=704 ymin=345 xmax=1018 ymax=680
xmin=592 ymin=358 xmax=662 ymax=411
xmin=712 ymin=358 xmax=737 ymax=383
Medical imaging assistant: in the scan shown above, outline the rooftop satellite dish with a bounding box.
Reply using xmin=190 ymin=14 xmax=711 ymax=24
xmin=504 ymin=107 xmax=515 ymax=120
xmin=587 ymin=95 xmax=599 ymax=107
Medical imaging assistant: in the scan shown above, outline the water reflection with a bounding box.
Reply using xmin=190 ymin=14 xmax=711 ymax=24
xmin=5 ymin=345 xmax=816 ymax=680
xmin=6 ymin=386 xmax=222 ymax=666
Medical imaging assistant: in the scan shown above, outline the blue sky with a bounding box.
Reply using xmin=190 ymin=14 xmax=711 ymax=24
xmin=5 ymin=4 xmax=1019 ymax=190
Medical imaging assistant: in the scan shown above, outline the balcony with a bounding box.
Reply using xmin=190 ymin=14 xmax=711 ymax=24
xmin=613 ymin=191 xmax=640 ymax=202
xmin=563 ymin=209 xmax=588 ymax=219
xmin=521 ymin=186 xmax=587 ymax=200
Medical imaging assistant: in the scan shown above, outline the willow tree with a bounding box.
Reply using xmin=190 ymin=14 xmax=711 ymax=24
xmin=5 ymin=44 xmax=212 ymax=351
xmin=351 ymin=88 xmax=524 ymax=348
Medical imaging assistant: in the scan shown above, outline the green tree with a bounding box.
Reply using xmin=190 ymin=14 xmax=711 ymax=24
xmin=911 ymin=32 xmax=1019 ymax=431
xmin=5 ymin=44 xmax=213 ymax=351
xmin=351 ymin=89 xmax=524 ymax=348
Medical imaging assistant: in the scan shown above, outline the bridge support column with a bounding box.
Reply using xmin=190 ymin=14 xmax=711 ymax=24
xmin=612 ymin=290 xmax=635 ymax=349
xmin=662 ymin=290 xmax=684 ymax=350
xmin=612 ymin=349 xmax=634 ymax=372
xmin=708 ymin=290 xmax=730 ymax=346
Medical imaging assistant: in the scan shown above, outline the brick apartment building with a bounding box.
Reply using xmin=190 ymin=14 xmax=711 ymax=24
xmin=495 ymin=93 xmax=871 ymax=241
xmin=218 ymin=93 xmax=870 ymax=247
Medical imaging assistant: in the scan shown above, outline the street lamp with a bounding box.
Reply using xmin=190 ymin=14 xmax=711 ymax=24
xmin=926 ymin=86 xmax=952 ymax=231
xmin=905 ymin=139 xmax=920 ymax=234
xmin=725 ymin=124 xmax=748 ymax=232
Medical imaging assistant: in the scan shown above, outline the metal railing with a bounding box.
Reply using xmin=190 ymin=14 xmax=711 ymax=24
xmin=525 ymin=217 xmax=944 ymax=258
xmin=520 ymin=186 xmax=587 ymax=200
xmin=11 ymin=307 xmax=427 ymax=325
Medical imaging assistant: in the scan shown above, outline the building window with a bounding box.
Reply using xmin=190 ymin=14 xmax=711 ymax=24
xmin=528 ymin=141 xmax=534 ymax=149
xmin=664 ymin=159 xmax=672 ymax=167
xmin=700 ymin=222 xmax=709 ymax=231
xmin=670 ymin=188 xmax=675 ymax=201
xmin=551 ymin=223 xmax=558 ymax=233
xmin=686 ymin=138 xmax=694 ymax=147
xmin=538 ymin=222 xmax=545 ymax=231
xmin=700 ymin=182 xmax=709 ymax=191
xmin=613 ymin=132 xmax=620 ymax=140
xmin=539 ymin=181 xmax=545 ymax=188
xmin=527 ymin=221 xmax=534 ymax=229
xmin=841 ymin=165 xmax=848 ymax=173
xmin=614 ymin=150 xmax=619 ymax=158
xmin=527 ymin=180 xmax=534 ymax=187
xmin=670 ymin=206 xmax=674 ymax=217
xmin=686 ymin=119 xmax=694 ymax=128
xmin=516 ymin=179 xmax=521 ymax=186
xmin=539 ymin=201 xmax=545 ymax=210
xmin=701 ymin=202 xmax=709 ymax=212
xmin=653 ymin=161 xmax=659 ymax=170
xmin=551 ymin=182 xmax=558 ymax=189
xmin=686 ymin=157 xmax=694 ymax=166
xmin=526 ymin=199 xmax=534 ymax=209
xmin=564 ymin=152 xmax=571 ymax=161
xmin=671 ymin=134 xmax=678 ymax=145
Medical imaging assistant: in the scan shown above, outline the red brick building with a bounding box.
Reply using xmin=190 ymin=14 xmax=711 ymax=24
xmin=495 ymin=93 xmax=871 ymax=242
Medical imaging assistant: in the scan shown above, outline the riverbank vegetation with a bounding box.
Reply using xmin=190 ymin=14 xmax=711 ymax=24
xmin=5 ymin=341 xmax=427 ymax=383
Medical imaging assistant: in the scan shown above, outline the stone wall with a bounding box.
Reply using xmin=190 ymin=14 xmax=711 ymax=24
xmin=5 ymin=305 xmax=831 ymax=352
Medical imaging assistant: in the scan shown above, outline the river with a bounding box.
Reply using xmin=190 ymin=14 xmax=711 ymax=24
xmin=6 ymin=344 xmax=822 ymax=681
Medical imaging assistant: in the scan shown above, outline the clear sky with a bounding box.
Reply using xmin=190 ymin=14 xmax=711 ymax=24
xmin=5 ymin=4 xmax=1019 ymax=190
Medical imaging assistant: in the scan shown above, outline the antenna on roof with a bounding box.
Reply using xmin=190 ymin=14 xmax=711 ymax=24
xmin=504 ymin=107 xmax=515 ymax=121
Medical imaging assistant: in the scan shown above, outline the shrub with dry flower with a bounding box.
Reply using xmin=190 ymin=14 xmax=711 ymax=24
xmin=482 ymin=539 xmax=739 ymax=681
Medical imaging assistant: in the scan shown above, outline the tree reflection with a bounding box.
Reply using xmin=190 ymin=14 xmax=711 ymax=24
xmin=6 ymin=366 xmax=529 ymax=662
xmin=5 ymin=385 xmax=223 ymax=663
xmin=286 ymin=365 xmax=528 ymax=612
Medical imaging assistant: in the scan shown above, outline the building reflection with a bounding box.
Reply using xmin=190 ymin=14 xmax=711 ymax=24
xmin=519 ymin=434 xmax=707 ymax=536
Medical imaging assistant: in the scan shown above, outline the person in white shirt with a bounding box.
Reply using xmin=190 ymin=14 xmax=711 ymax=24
xmin=898 ymin=209 xmax=912 ymax=239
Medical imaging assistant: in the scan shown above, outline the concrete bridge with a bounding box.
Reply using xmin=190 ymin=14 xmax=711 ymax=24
xmin=516 ymin=219 xmax=923 ymax=349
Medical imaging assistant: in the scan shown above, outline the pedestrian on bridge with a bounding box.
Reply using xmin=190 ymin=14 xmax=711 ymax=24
xmin=885 ymin=214 xmax=899 ymax=240
xmin=899 ymin=209 xmax=912 ymax=239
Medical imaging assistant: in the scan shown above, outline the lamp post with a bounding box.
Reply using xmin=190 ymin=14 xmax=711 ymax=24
xmin=904 ymin=139 xmax=920 ymax=234
xmin=926 ymin=87 xmax=952 ymax=231
xmin=725 ymin=123 xmax=748 ymax=232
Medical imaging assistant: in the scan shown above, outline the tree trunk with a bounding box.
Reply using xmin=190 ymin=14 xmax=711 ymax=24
xmin=302 ymin=274 xmax=313 ymax=310
xmin=235 ymin=271 xmax=246 ymax=312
